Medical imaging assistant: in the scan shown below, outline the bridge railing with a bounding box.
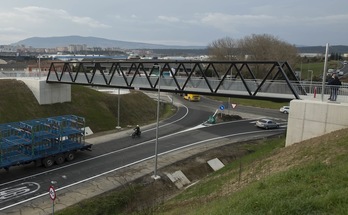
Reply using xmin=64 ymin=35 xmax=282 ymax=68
xmin=293 ymin=82 xmax=348 ymax=103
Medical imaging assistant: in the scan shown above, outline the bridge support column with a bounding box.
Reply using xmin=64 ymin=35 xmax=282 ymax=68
xmin=285 ymin=100 xmax=348 ymax=146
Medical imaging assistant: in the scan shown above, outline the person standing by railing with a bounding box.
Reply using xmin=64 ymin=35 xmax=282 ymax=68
xmin=328 ymin=73 xmax=342 ymax=101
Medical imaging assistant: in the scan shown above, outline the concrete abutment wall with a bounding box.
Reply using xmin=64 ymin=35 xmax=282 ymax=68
xmin=18 ymin=79 xmax=71 ymax=105
xmin=286 ymin=100 xmax=348 ymax=146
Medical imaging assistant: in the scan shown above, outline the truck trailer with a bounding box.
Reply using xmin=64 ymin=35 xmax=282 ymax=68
xmin=0 ymin=115 xmax=92 ymax=171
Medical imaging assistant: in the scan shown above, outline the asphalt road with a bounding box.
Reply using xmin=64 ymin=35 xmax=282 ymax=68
xmin=0 ymin=94 xmax=287 ymax=214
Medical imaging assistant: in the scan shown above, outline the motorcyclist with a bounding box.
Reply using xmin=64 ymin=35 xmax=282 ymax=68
xmin=134 ymin=125 xmax=141 ymax=136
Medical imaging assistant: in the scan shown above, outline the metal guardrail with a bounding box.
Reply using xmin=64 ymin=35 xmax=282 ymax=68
xmin=294 ymin=82 xmax=348 ymax=103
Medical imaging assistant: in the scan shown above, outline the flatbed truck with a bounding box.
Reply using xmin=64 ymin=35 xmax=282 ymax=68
xmin=0 ymin=115 xmax=92 ymax=171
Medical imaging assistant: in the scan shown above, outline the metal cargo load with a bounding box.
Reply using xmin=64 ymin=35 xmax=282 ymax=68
xmin=0 ymin=115 xmax=92 ymax=171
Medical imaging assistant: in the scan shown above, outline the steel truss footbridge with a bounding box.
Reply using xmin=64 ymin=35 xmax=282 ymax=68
xmin=46 ymin=60 xmax=307 ymax=102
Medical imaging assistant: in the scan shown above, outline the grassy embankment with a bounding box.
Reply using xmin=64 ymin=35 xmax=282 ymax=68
xmin=0 ymin=79 xmax=174 ymax=132
xmin=157 ymin=130 xmax=348 ymax=215
xmin=57 ymin=128 xmax=348 ymax=215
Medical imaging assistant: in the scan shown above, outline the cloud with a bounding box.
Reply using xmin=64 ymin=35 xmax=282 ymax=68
xmin=70 ymin=16 xmax=110 ymax=28
xmin=0 ymin=27 xmax=24 ymax=33
xmin=200 ymin=12 xmax=274 ymax=32
xmin=12 ymin=6 xmax=110 ymax=28
xmin=308 ymin=14 xmax=348 ymax=25
xmin=158 ymin=16 xmax=180 ymax=22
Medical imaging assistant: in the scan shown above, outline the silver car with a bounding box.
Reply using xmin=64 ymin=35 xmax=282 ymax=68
xmin=256 ymin=119 xmax=279 ymax=129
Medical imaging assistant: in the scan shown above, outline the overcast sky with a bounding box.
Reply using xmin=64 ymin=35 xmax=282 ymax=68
xmin=1 ymin=0 xmax=348 ymax=47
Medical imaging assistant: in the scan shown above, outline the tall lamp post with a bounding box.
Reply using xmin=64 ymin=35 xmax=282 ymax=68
xmin=308 ymin=70 xmax=313 ymax=94
xmin=153 ymin=64 xmax=161 ymax=180
xmin=38 ymin=54 xmax=41 ymax=79
xmin=321 ymin=43 xmax=329 ymax=101
xmin=116 ymin=88 xmax=121 ymax=129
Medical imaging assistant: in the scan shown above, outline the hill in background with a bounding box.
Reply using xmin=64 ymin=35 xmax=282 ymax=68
xmin=12 ymin=36 xmax=348 ymax=53
xmin=12 ymin=35 xmax=206 ymax=50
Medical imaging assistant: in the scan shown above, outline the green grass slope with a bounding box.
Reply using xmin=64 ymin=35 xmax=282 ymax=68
xmin=56 ymin=129 xmax=348 ymax=215
xmin=158 ymin=130 xmax=348 ymax=215
xmin=0 ymin=79 xmax=170 ymax=133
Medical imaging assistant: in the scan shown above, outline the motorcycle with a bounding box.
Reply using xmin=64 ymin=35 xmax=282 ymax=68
xmin=131 ymin=130 xmax=141 ymax=138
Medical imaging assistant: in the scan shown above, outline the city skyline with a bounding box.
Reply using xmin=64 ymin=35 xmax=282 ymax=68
xmin=1 ymin=1 xmax=348 ymax=47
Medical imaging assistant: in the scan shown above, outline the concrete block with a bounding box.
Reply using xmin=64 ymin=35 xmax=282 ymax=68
xmin=85 ymin=127 xmax=94 ymax=136
xmin=207 ymin=158 xmax=225 ymax=171
xmin=166 ymin=170 xmax=190 ymax=189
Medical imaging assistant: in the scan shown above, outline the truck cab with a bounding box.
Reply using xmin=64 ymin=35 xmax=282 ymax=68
xmin=183 ymin=93 xmax=200 ymax=102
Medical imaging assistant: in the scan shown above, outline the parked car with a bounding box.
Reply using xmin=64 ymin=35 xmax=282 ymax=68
xmin=256 ymin=119 xmax=279 ymax=129
xmin=279 ymin=106 xmax=290 ymax=114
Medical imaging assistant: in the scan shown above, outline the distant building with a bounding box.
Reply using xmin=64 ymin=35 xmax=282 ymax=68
xmin=299 ymin=53 xmax=325 ymax=58
xmin=0 ymin=45 xmax=16 ymax=53
xmin=68 ymin=44 xmax=87 ymax=52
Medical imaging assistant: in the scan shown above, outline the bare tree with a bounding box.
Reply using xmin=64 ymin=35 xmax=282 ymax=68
xmin=239 ymin=34 xmax=298 ymax=78
xmin=208 ymin=34 xmax=298 ymax=78
xmin=239 ymin=34 xmax=298 ymax=64
xmin=207 ymin=37 xmax=242 ymax=78
xmin=208 ymin=37 xmax=241 ymax=61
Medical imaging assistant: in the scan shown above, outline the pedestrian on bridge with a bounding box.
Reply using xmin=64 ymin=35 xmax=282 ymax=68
xmin=328 ymin=73 xmax=341 ymax=101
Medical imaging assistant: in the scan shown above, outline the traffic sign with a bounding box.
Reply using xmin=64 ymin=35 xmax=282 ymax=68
xmin=49 ymin=186 xmax=56 ymax=201
xmin=219 ymin=105 xmax=225 ymax=110
xmin=231 ymin=103 xmax=237 ymax=109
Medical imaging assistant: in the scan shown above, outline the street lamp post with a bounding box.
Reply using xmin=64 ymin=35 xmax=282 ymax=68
xmin=321 ymin=43 xmax=329 ymax=101
xmin=308 ymin=70 xmax=313 ymax=94
xmin=38 ymin=55 xmax=41 ymax=79
xmin=153 ymin=65 xmax=161 ymax=180
xmin=116 ymin=88 xmax=121 ymax=129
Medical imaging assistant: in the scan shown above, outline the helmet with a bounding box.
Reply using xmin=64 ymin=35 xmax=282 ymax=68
xmin=137 ymin=125 xmax=139 ymax=127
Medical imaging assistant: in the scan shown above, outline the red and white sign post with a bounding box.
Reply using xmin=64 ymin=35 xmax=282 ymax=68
xmin=49 ymin=185 xmax=56 ymax=214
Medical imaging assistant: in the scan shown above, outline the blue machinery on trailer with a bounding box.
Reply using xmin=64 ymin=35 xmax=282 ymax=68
xmin=0 ymin=115 xmax=92 ymax=171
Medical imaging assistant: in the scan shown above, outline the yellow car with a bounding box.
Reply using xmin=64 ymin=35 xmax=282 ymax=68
xmin=183 ymin=93 xmax=200 ymax=102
